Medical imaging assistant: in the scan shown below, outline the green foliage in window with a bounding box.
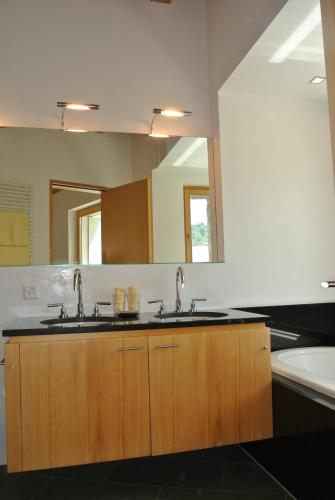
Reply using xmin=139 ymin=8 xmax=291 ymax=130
xmin=191 ymin=223 xmax=208 ymax=246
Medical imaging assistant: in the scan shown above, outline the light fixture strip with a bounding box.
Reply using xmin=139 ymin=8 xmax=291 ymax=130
xmin=57 ymin=101 xmax=100 ymax=111
xmin=153 ymin=108 xmax=191 ymax=117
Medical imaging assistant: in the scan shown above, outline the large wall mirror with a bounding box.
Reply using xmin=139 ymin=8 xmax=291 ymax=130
xmin=0 ymin=127 xmax=222 ymax=266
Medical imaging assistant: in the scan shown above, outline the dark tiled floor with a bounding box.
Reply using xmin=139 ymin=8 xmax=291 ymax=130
xmin=244 ymin=430 xmax=335 ymax=500
xmin=0 ymin=445 xmax=295 ymax=500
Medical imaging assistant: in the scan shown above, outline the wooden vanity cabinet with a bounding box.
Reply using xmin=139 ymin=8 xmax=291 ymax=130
xmin=149 ymin=327 xmax=272 ymax=455
xmin=4 ymin=324 xmax=273 ymax=472
xmin=11 ymin=337 xmax=150 ymax=471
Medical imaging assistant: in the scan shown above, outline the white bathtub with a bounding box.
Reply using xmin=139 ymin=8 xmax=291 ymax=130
xmin=271 ymin=347 xmax=335 ymax=399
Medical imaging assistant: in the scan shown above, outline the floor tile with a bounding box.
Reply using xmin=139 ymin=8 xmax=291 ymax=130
xmin=159 ymin=487 xmax=286 ymax=500
xmin=33 ymin=477 xmax=159 ymax=500
xmin=109 ymin=457 xmax=223 ymax=489
xmin=222 ymin=463 xmax=287 ymax=495
xmin=0 ymin=473 xmax=49 ymax=500
xmin=175 ymin=446 xmax=252 ymax=464
xmin=27 ymin=460 xmax=118 ymax=481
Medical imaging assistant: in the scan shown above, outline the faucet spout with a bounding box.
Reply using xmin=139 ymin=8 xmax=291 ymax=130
xmin=175 ymin=266 xmax=185 ymax=313
xmin=73 ymin=268 xmax=84 ymax=318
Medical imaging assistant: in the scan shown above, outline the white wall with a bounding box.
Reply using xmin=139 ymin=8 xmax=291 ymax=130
xmin=131 ymin=135 xmax=167 ymax=182
xmin=152 ymin=167 xmax=209 ymax=262
xmin=219 ymin=91 xmax=335 ymax=303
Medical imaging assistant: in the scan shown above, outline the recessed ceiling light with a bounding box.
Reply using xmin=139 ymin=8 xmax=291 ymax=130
xmin=153 ymin=108 xmax=191 ymax=117
xmin=310 ymin=76 xmax=326 ymax=84
xmin=269 ymin=4 xmax=321 ymax=63
xmin=57 ymin=101 xmax=100 ymax=111
xmin=64 ymin=128 xmax=88 ymax=133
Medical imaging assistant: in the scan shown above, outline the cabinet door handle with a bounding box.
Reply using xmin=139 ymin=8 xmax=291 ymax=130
xmin=154 ymin=344 xmax=179 ymax=349
xmin=118 ymin=346 xmax=144 ymax=352
xmin=0 ymin=358 xmax=14 ymax=368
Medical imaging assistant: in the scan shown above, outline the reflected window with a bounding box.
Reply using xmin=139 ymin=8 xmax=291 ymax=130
xmin=77 ymin=204 xmax=102 ymax=264
xmin=184 ymin=186 xmax=211 ymax=263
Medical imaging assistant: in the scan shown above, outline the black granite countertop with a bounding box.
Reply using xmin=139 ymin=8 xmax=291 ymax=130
xmin=238 ymin=302 xmax=335 ymax=338
xmin=237 ymin=302 xmax=335 ymax=351
xmin=2 ymin=308 xmax=269 ymax=337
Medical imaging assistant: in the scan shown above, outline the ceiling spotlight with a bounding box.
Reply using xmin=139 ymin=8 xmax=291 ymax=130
xmin=153 ymin=108 xmax=191 ymax=117
xmin=310 ymin=76 xmax=326 ymax=84
xmin=57 ymin=101 xmax=100 ymax=111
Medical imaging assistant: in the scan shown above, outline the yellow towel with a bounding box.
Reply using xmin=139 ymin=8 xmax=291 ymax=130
xmin=0 ymin=211 xmax=12 ymax=245
xmin=0 ymin=211 xmax=29 ymax=246
xmin=0 ymin=245 xmax=29 ymax=266
xmin=11 ymin=212 xmax=29 ymax=246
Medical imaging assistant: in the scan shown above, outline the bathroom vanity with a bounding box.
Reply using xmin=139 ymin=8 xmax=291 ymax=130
xmin=3 ymin=310 xmax=273 ymax=473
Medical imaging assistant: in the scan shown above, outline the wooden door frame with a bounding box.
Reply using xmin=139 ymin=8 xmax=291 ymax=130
xmin=49 ymin=179 xmax=106 ymax=264
xmin=183 ymin=185 xmax=209 ymax=263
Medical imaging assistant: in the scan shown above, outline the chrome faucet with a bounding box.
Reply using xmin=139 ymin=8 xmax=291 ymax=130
xmin=175 ymin=266 xmax=185 ymax=313
xmin=73 ymin=268 xmax=84 ymax=318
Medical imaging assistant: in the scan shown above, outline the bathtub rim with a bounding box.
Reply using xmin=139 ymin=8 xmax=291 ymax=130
xmin=272 ymin=347 xmax=335 ymax=400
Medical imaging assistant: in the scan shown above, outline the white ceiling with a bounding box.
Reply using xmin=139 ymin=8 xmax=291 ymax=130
xmin=0 ymin=0 xmax=210 ymax=136
xmin=221 ymin=0 xmax=327 ymax=101
xmin=157 ymin=137 xmax=208 ymax=170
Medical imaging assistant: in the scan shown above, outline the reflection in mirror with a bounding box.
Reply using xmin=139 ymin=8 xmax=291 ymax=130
xmin=0 ymin=128 xmax=221 ymax=266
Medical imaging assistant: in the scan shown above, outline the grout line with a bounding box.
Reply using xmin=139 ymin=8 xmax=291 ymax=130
xmin=29 ymin=477 xmax=53 ymax=500
xmin=102 ymin=461 xmax=119 ymax=481
xmin=242 ymin=446 xmax=298 ymax=500
xmin=155 ymin=486 xmax=163 ymax=499
xmin=219 ymin=462 xmax=225 ymax=489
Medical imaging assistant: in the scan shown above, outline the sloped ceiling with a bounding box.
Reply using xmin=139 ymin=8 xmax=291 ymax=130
xmin=222 ymin=0 xmax=326 ymax=101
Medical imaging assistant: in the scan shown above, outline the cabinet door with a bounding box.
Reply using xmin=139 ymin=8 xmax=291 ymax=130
xmin=20 ymin=337 xmax=150 ymax=471
xmin=149 ymin=333 xmax=208 ymax=455
xmin=149 ymin=328 xmax=272 ymax=455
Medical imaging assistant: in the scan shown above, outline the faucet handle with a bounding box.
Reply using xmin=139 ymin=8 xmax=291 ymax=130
xmin=92 ymin=301 xmax=112 ymax=317
xmin=190 ymin=298 xmax=207 ymax=313
xmin=148 ymin=299 xmax=166 ymax=315
xmin=48 ymin=303 xmax=68 ymax=319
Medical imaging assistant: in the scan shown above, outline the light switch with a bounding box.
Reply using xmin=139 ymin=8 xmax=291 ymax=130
xmin=23 ymin=285 xmax=39 ymax=300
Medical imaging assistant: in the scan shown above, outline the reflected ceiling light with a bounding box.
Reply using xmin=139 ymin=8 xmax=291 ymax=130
xmin=269 ymin=4 xmax=321 ymax=63
xmin=154 ymin=108 xmax=191 ymax=117
xmin=64 ymin=128 xmax=88 ymax=133
xmin=57 ymin=101 xmax=100 ymax=111
xmin=149 ymin=132 xmax=170 ymax=138
xmin=310 ymin=76 xmax=326 ymax=84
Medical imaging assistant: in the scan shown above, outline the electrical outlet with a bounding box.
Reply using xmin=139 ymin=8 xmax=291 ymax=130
xmin=23 ymin=285 xmax=39 ymax=300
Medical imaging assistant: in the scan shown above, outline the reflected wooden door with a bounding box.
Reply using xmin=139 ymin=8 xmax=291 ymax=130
xmin=101 ymin=179 xmax=152 ymax=263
